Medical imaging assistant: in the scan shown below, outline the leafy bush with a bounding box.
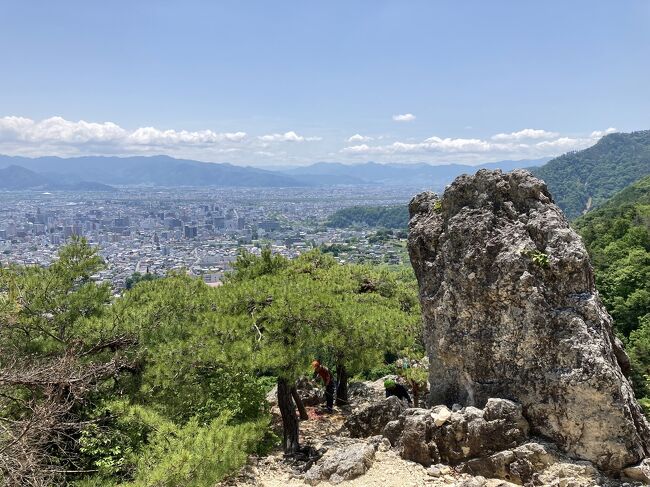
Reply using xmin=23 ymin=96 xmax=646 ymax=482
xmin=361 ymin=363 xmax=397 ymax=381
xmin=127 ymin=411 xmax=267 ymax=487
xmin=125 ymin=271 xmax=159 ymax=290
xmin=626 ymin=314 xmax=650 ymax=398
xmin=2 ymin=241 xmax=421 ymax=483
xmin=574 ymin=175 xmax=650 ymax=337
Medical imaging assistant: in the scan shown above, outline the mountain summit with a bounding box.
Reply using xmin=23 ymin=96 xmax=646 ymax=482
xmin=533 ymin=130 xmax=650 ymax=219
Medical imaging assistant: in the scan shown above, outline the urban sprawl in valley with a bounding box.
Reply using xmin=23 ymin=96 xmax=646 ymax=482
xmin=0 ymin=186 xmax=413 ymax=290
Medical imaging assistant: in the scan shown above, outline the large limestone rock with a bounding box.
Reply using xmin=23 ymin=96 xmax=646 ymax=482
xmin=385 ymin=398 xmax=529 ymax=467
xmin=407 ymin=169 xmax=650 ymax=472
xmin=459 ymin=441 xmax=605 ymax=486
xmin=304 ymin=441 xmax=376 ymax=485
xmin=344 ymin=395 xmax=406 ymax=438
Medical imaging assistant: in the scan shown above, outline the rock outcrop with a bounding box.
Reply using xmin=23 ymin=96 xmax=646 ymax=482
xmin=344 ymin=395 xmax=406 ymax=438
xmin=383 ymin=398 xmax=529 ymax=468
xmin=303 ymin=441 xmax=376 ymax=485
xmin=347 ymin=377 xmax=395 ymax=406
xmin=407 ymin=169 xmax=650 ymax=473
xmin=459 ymin=440 xmax=606 ymax=486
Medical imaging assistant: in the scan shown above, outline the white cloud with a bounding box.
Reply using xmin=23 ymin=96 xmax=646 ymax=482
xmin=0 ymin=116 xmax=127 ymax=143
xmin=347 ymin=133 xmax=373 ymax=143
xmin=392 ymin=113 xmax=416 ymax=122
xmin=342 ymin=137 xmax=498 ymax=155
xmin=341 ymin=127 xmax=618 ymax=164
xmin=128 ymin=127 xmax=246 ymax=145
xmin=590 ymin=127 xmax=617 ymax=138
xmin=255 ymin=150 xmax=279 ymax=157
xmin=0 ymin=115 xmax=329 ymax=164
xmin=533 ymin=137 xmax=583 ymax=150
xmin=258 ymin=131 xmax=321 ymax=142
xmin=491 ymin=128 xmax=559 ymax=141
xmin=0 ymin=116 xmax=621 ymax=167
xmin=0 ymin=116 xmax=247 ymax=149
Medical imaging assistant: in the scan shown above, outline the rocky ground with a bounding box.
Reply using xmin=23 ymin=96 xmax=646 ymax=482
xmin=222 ymin=378 xmax=645 ymax=486
xmin=223 ymin=401 xmax=515 ymax=487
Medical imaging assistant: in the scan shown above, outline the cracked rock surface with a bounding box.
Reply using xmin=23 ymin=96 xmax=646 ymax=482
xmin=407 ymin=169 xmax=650 ymax=472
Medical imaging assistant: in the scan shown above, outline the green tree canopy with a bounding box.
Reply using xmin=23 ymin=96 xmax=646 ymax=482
xmin=574 ymin=175 xmax=650 ymax=400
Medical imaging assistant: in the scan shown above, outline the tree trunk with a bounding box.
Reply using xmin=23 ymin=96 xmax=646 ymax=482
xmin=277 ymin=377 xmax=300 ymax=454
xmin=291 ymin=386 xmax=309 ymax=420
xmin=411 ymin=380 xmax=420 ymax=408
xmin=335 ymin=363 xmax=348 ymax=406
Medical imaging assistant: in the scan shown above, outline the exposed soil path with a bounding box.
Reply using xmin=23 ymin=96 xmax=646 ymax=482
xmin=223 ymin=405 xmax=514 ymax=487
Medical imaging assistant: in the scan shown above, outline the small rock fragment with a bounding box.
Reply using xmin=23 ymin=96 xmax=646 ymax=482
xmin=623 ymin=458 xmax=650 ymax=483
xmin=431 ymin=405 xmax=452 ymax=426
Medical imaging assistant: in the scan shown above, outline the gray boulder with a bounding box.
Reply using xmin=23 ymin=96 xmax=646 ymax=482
xmin=459 ymin=441 xmax=604 ymax=486
xmin=347 ymin=377 xmax=394 ymax=405
xmin=294 ymin=376 xmax=322 ymax=406
xmin=304 ymin=441 xmax=376 ymax=485
xmin=344 ymin=395 xmax=405 ymax=438
xmin=407 ymin=169 xmax=650 ymax=472
xmin=386 ymin=398 xmax=529 ymax=467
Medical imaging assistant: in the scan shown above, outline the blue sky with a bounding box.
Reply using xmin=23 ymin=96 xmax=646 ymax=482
xmin=0 ymin=1 xmax=649 ymax=166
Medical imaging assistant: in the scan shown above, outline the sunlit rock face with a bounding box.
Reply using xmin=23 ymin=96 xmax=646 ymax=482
xmin=407 ymin=169 xmax=650 ymax=472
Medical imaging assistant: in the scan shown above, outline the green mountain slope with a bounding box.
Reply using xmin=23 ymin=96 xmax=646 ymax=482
xmin=534 ymin=130 xmax=650 ymax=219
xmin=574 ymin=176 xmax=650 ymax=397
xmin=326 ymin=205 xmax=409 ymax=229
xmin=574 ymin=175 xmax=650 ymax=336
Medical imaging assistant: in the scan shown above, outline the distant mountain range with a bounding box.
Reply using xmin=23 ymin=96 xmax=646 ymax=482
xmin=2 ymin=129 xmax=649 ymax=215
xmin=0 ymin=165 xmax=115 ymax=191
xmin=0 ymin=154 xmax=545 ymax=191
xmin=278 ymin=159 xmax=549 ymax=188
xmin=0 ymin=155 xmax=300 ymax=189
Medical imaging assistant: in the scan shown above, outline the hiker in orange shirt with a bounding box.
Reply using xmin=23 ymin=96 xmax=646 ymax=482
xmin=312 ymin=360 xmax=335 ymax=413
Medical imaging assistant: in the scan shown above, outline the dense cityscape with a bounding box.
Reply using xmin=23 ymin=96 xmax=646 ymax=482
xmin=0 ymin=186 xmax=415 ymax=290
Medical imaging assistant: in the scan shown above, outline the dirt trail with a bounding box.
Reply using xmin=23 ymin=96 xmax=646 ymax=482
xmin=223 ymin=406 xmax=514 ymax=487
xmin=237 ymin=449 xmax=457 ymax=487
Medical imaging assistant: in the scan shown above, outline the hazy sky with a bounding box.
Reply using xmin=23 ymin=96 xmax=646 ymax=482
xmin=0 ymin=1 xmax=649 ymax=166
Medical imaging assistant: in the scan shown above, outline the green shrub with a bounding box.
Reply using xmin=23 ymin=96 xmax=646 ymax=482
xmin=523 ymin=249 xmax=550 ymax=268
xmin=362 ymin=363 xmax=397 ymax=380
xmin=128 ymin=412 xmax=267 ymax=487
xmin=627 ymin=314 xmax=650 ymax=398
xmin=639 ymin=397 xmax=650 ymax=417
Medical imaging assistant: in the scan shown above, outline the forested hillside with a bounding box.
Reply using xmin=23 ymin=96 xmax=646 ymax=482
xmin=534 ymin=130 xmax=650 ymax=219
xmin=326 ymin=205 xmax=409 ymax=229
xmin=574 ymin=175 xmax=650 ymax=400
xmin=0 ymin=239 xmax=420 ymax=486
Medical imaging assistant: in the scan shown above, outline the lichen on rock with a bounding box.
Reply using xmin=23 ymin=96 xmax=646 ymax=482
xmin=407 ymin=169 xmax=650 ymax=473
